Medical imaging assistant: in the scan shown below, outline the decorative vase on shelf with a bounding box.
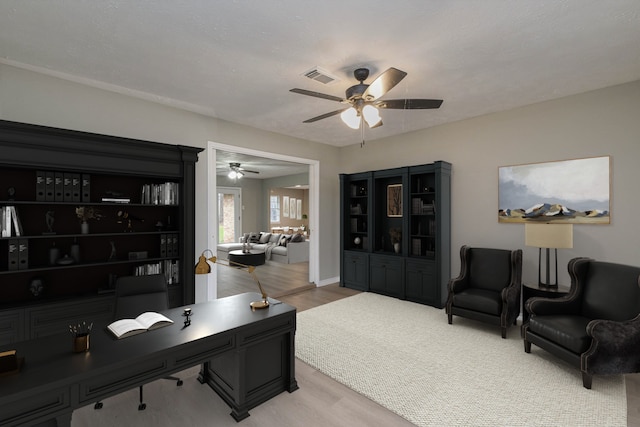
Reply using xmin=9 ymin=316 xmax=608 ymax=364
xmin=70 ymin=239 xmax=80 ymax=263
xmin=80 ymin=221 xmax=89 ymax=235
xmin=394 ymin=242 xmax=401 ymax=253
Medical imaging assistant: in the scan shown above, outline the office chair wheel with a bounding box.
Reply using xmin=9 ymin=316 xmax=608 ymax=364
xmin=94 ymin=402 xmax=103 ymax=410
xmin=138 ymin=403 xmax=146 ymax=411
xmin=177 ymin=379 xmax=183 ymax=386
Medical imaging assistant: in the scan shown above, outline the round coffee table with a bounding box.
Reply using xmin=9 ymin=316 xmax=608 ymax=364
xmin=228 ymin=250 xmax=266 ymax=266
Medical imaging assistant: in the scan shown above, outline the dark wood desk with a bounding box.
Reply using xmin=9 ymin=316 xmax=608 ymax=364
xmin=0 ymin=293 xmax=298 ymax=426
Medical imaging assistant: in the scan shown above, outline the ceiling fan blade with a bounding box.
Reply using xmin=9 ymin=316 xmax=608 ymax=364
xmin=240 ymin=168 xmax=260 ymax=174
xmin=290 ymin=88 xmax=344 ymax=103
xmin=303 ymin=108 xmax=349 ymax=123
xmin=362 ymin=68 xmax=407 ymax=101
xmin=375 ymin=99 xmax=443 ymax=109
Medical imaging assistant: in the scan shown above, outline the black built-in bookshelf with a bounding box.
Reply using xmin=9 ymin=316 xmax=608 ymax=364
xmin=0 ymin=119 xmax=201 ymax=345
xmin=340 ymin=161 xmax=451 ymax=307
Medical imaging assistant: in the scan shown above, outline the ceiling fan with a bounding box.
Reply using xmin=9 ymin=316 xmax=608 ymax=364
xmin=290 ymin=67 xmax=443 ymax=129
xmin=228 ymin=162 xmax=259 ymax=179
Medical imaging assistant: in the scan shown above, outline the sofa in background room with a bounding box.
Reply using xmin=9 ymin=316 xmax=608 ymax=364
xmin=217 ymin=232 xmax=309 ymax=264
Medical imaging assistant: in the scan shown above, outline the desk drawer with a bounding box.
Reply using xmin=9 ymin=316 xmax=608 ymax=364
xmin=0 ymin=387 xmax=70 ymax=427
xmin=170 ymin=333 xmax=235 ymax=371
xmin=78 ymin=358 xmax=169 ymax=404
xmin=237 ymin=314 xmax=295 ymax=346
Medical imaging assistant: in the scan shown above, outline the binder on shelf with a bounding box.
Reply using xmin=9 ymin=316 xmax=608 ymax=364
xmin=8 ymin=240 xmax=19 ymax=271
xmin=63 ymin=173 xmax=73 ymax=201
xmin=36 ymin=171 xmax=46 ymax=201
xmin=54 ymin=172 xmax=64 ymax=201
xmin=81 ymin=174 xmax=91 ymax=202
xmin=45 ymin=171 xmax=55 ymax=201
xmin=160 ymin=234 xmax=167 ymax=258
xmin=71 ymin=173 xmax=81 ymax=202
xmin=171 ymin=234 xmax=179 ymax=256
xmin=166 ymin=233 xmax=174 ymax=258
xmin=18 ymin=239 xmax=28 ymax=270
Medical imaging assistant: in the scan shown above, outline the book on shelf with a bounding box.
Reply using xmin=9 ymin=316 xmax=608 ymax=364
xmin=107 ymin=311 xmax=173 ymax=339
xmin=141 ymin=182 xmax=179 ymax=205
xmin=101 ymin=197 xmax=131 ymax=203
xmin=2 ymin=206 xmax=23 ymax=237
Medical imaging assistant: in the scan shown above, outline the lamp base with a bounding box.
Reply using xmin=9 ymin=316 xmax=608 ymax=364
xmin=250 ymin=299 xmax=269 ymax=309
xmin=538 ymin=281 xmax=558 ymax=288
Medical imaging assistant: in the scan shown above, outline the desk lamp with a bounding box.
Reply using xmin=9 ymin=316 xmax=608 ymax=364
xmin=525 ymin=223 xmax=573 ymax=287
xmin=194 ymin=249 xmax=269 ymax=309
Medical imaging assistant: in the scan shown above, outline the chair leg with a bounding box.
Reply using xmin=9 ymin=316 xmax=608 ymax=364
xmin=524 ymin=339 xmax=531 ymax=353
xmin=582 ymin=372 xmax=593 ymax=389
xmin=166 ymin=375 xmax=183 ymax=386
xmin=501 ymin=327 xmax=507 ymax=339
xmin=138 ymin=385 xmax=146 ymax=411
xmin=447 ymin=313 xmax=452 ymax=325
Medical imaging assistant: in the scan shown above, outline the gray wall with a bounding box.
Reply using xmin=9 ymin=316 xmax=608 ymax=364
xmin=340 ymin=80 xmax=640 ymax=286
xmin=2 ymin=62 xmax=639 ymax=289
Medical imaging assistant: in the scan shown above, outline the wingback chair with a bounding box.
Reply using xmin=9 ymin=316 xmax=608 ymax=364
xmin=446 ymin=245 xmax=522 ymax=338
xmin=523 ymin=257 xmax=640 ymax=389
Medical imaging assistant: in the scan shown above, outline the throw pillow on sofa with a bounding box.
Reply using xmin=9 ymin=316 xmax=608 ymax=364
xmin=279 ymin=234 xmax=292 ymax=247
xmin=269 ymin=233 xmax=281 ymax=244
xmin=290 ymin=233 xmax=304 ymax=243
xmin=248 ymin=232 xmax=260 ymax=243
xmin=259 ymin=232 xmax=272 ymax=244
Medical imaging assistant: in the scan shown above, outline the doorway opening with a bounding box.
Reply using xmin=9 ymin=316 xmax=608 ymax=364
xmin=206 ymin=141 xmax=319 ymax=301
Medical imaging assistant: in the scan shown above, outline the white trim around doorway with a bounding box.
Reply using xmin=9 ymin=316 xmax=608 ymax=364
xmin=206 ymin=141 xmax=320 ymax=299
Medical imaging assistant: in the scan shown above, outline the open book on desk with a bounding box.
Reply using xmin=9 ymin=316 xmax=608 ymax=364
xmin=107 ymin=311 xmax=174 ymax=339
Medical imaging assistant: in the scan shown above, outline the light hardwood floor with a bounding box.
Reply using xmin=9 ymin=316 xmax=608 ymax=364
xmin=74 ymin=261 xmax=639 ymax=426
xmin=219 ymin=261 xmax=640 ymax=427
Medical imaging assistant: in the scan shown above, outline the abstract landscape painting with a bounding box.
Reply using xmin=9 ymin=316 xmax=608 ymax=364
xmin=498 ymin=156 xmax=610 ymax=224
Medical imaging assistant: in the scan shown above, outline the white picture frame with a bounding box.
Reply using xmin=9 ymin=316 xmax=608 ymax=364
xmin=297 ymin=199 xmax=302 ymax=220
xmin=290 ymin=198 xmax=296 ymax=219
xmin=282 ymin=196 xmax=289 ymax=217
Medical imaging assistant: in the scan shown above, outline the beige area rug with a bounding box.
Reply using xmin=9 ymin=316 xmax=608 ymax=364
xmin=295 ymin=292 xmax=626 ymax=427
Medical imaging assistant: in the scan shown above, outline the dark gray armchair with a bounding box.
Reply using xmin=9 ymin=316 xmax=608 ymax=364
xmin=523 ymin=257 xmax=640 ymax=389
xmin=446 ymin=245 xmax=522 ymax=338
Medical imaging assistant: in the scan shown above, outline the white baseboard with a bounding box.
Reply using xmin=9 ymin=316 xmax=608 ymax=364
xmin=316 ymin=276 xmax=340 ymax=287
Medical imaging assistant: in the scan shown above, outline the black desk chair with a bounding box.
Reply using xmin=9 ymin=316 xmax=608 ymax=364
xmin=95 ymin=274 xmax=183 ymax=411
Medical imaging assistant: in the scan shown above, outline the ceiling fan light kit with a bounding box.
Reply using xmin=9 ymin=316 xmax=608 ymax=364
xmin=291 ymin=67 xmax=443 ymax=130
xmin=340 ymin=107 xmax=360 ymax=129
xmin=228 ymin=162 xmax=259 ymax=180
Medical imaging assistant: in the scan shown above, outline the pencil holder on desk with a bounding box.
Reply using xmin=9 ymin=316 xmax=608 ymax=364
xmin=73 ymin=333 xmax=90 ymax=353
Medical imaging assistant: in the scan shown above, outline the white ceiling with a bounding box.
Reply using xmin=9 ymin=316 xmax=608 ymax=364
xmin=1 ymin=1 xmax=640 ymax=153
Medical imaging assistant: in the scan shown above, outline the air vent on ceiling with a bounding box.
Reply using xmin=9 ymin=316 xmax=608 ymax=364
xmin=302 ymin=66 xmax=340 ymax=85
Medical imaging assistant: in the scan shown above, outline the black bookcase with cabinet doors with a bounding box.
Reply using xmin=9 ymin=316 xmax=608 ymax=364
xmin=0 ymin=120 xmax=201 ymax=345
xmin=340 ymin=161 xmax=451 ymax=308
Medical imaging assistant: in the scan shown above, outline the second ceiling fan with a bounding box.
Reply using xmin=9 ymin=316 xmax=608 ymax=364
xmin=228 ymin=162 xmax=259 ymax=179
xmin=290 ymin=67 xmax=443 ymax=129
